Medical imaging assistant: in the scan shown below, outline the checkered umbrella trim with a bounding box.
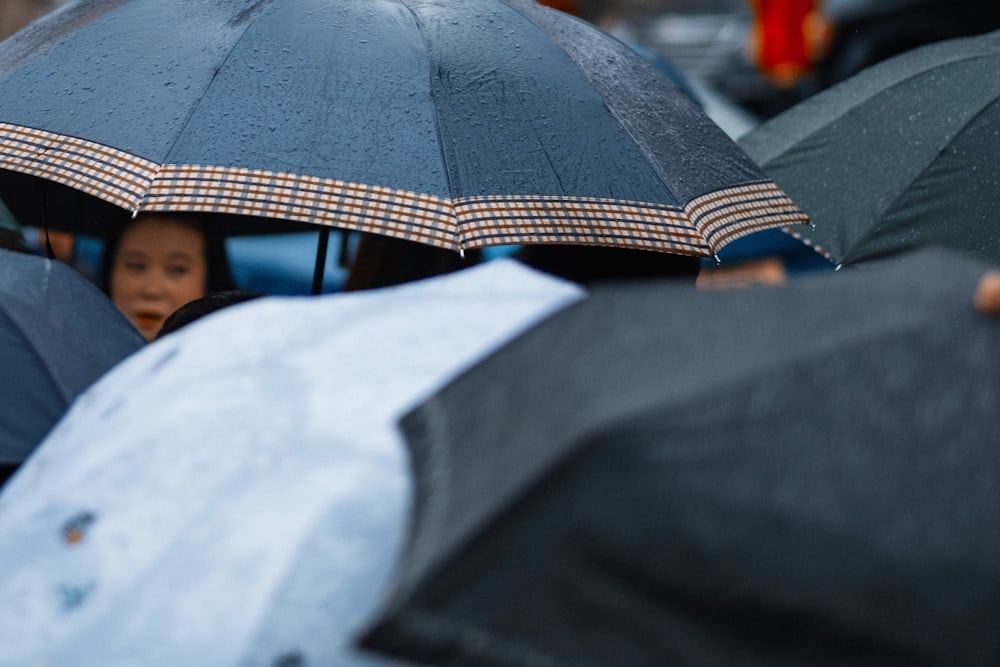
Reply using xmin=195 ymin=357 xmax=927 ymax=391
xmin=0 ymin=123 xmax=157 ymax=211
xmin=454 ymin=196 xmax=712 ymax=255
xmin=688 ymin=182 xmax=810 ymax=252
xmin=0 ymin=124 xmax=808 ymax=254
xmin=143 ymin=164 xmax=460 ymax=248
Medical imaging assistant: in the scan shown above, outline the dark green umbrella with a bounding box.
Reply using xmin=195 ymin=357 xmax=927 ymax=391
xmin=361 ymin=246 xmax=1000 ymax=666
xmin=739 ymin=29 xmax=1000 ymax=267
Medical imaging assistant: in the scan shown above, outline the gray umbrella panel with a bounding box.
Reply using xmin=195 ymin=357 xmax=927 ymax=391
xmin=0 ymin=0 xmax=806 ymax=253
xmin=739 ymin=29 xmax=1000 ymax=266
xmin=361 ymin=246 xmax=1000 ymax=666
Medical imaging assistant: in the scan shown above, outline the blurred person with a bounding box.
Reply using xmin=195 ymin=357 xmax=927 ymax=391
xmin=696 ymin=256 xmax=787 ymax=289
xmin=99 ymin=212 xmax=236 ymax=341
xmin=0 ymin=0 xmax=59 ymax=41
xmin=513 ymin=244 xmax=701 ymax=286
xmin=748 ymin=0 xmax=834 ymax=87
xmin=0 ymin=227 xmax=22 ymax=252
xmin=155 ymin=289 xmax=266 ymax=340
xmin=19 ymin=226 xmax=103 ymax=282
xmin=342 ymin=233 xmax=482 ymax=292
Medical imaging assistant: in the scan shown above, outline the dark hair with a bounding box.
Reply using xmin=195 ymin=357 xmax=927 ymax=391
xmin=343 ymin=233 xmax=481 ymax=291
xmin=155 ymin=289 xmax=266 ymax=339
xmin=513 ymin=244 xmax=701 ymax=285
xmin=0 ymin=228 xmax=26 ymax=253
xmin=99 ymin=212 xmax=236 ymax=295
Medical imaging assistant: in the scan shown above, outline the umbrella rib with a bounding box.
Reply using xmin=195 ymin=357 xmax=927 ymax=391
xmin=743 ymin=43 xmax=1000 ymax=165
xmin=846 ymin=96 xmax=1000 ymax=262
xmin=501 ymin=0 xmax=685 ymax=202
xmin=151 ymin=3 xmax=278 ymax=203
xmin=397 ymin=0 xmax=463 ymax=251
xmin=493 ymin=0 xmax=807 ymax=254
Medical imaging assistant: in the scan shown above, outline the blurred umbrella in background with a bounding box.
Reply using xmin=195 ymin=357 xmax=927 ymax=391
xmin=0 ymin=248 xmax=143 ymax=485
xmin=740 ymin=29 xmax=1000 ymax=267
xmin=0 ymin=0 xmax=806 ymax=294
xmin=363 ymin=246 xmax=1000 ymax=666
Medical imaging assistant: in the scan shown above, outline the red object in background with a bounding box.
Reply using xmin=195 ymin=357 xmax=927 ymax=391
xmin=536 ymin=0 xmax=580 ymax=17
xmin=749 ymin=0 xmax=833 ymax=87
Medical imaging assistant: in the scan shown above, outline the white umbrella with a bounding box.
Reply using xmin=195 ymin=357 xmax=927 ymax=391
xmin=0 ymin=259 xmax=583 ymax=667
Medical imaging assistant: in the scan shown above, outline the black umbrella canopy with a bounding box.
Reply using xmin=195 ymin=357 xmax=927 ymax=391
xmin=739 ymin=29 xmax=1000 ymax=267
xmin=0 ymin=0 xmax=806 ymax=253
xmin=362 ymin=246 xmax=1000 ymax=666
xmin=0 ymin=248 xmax=144 ymax=477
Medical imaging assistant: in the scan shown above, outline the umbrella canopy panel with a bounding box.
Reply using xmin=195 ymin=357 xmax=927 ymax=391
xmin=363 ymin=246 xmax=1000 ymax=666
xmin=739 ymin=30 xmax=1000 ymax=266
xmin=0 ymin=0 xmax=806 ymax=253
xmin=0 ymin=248 xmax=144 ymax=465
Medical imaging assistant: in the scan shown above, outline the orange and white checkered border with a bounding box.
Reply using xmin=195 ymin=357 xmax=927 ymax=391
xmin=0 ymin=123 xmax=808 ymax=255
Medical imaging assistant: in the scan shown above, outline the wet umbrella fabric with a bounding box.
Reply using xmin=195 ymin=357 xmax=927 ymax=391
xmin=0 ymin=0 xmax=805 ymax=255
xmin=363 ymin=247 xmax=1000 ymax=666
xmin=0 ymin=248 xmax=144 ymax=477
xmin=0 ymin=259 xmax=582 ymax=666
xmin=739 ymin=29 xmax=1000 ymax=267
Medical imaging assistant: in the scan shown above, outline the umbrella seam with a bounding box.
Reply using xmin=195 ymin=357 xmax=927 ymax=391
xmin=397 ymin=0 xmax=463 ymax=251
xmin=497 ymin=0 xmax=691 ymax=208
xmin=742 ymin=42 xmax=1000 ymax=164
xmin=838 ymin=96 xmax=1000 ymax=265
xmin=150 ymin=0 xmax=282 ymax=210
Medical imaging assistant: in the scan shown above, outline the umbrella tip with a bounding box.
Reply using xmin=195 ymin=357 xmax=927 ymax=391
xmin=974 ymin=271 xmax=1000 ymax=316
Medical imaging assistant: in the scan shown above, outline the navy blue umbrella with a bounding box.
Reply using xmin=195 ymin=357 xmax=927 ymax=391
xmin=0 ymin=248 xmax=144 ymax=483
xmin=0 ymin=0 xmax=806 ymax=263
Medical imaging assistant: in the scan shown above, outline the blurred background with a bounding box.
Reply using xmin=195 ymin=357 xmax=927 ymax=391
xmin=548 ymin=0 xmax=1000 ymax=121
